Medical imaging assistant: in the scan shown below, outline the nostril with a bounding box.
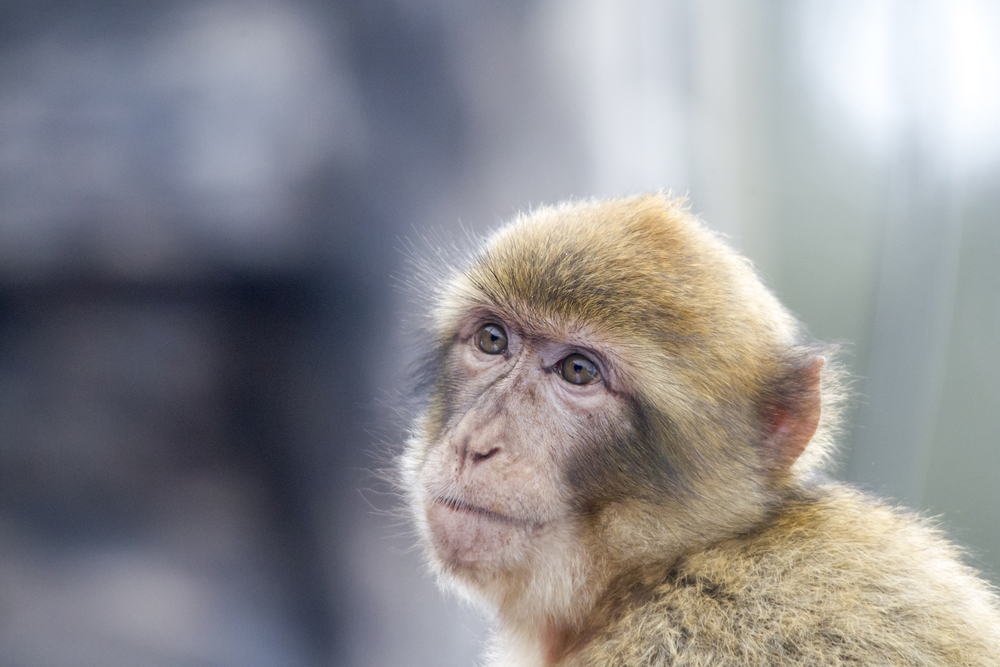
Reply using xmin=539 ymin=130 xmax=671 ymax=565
xmin=471 ymin=447 xmax=499 ymax=464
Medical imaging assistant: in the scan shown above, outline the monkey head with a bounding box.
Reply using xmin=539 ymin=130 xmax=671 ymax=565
xmin=401 ymin=194 xmax=829 ymax=627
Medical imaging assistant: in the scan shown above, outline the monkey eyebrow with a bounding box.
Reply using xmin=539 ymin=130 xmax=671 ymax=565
xmin=436 ymin=496 xmax=536 ymax=527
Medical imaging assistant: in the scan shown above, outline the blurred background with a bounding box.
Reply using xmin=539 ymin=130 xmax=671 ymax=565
xmin=0 ymin=0 xmax=998 ymax=665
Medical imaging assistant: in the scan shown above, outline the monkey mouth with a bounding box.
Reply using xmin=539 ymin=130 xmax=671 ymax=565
xmin=435 ymin=497 xmax=530 ymax=527
xmin=426 ymin=496 xmax=548 ymax=567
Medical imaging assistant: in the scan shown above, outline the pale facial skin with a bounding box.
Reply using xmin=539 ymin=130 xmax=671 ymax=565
xmin=414 ymin=311 xmax=630 ymax=578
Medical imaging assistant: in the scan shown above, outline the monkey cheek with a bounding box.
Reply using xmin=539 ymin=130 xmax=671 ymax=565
xmin=425 ymin=501 xmax=522 ymax=569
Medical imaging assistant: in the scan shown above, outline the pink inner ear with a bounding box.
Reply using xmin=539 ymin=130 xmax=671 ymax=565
xmin=764 ymin=358 xmax=824 ymax=471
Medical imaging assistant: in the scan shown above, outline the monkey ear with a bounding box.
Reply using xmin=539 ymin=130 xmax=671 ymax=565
xmin=761 ymin=357 xmax=824 ymax=472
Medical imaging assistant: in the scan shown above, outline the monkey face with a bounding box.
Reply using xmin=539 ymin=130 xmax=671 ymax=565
xmin=409 ymin=310 xmax=633 ymax=581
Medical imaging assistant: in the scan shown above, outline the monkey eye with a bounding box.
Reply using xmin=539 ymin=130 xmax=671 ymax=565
xmin=559 ymin=353 xmax=599 ymax=385
xmin=475 ymin=324 xmax=508 ymax=355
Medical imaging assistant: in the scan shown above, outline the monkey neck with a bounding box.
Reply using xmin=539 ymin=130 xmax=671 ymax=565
xmin=493 ymin=620 xmax=586 ymax=667
xmin=540 ymin=624 xmax=582 ymax=666
xmin=491 ymin=561 xmax=613 ymax=667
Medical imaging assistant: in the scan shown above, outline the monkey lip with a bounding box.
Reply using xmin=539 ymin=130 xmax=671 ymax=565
xmin=435 ymin=497 xmax=531 ymax=527
xmin=428 ymin=496 xmax=544 ymax=567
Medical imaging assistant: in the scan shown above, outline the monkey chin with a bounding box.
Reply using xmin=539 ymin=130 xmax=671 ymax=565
xmin=425 ymin=497 xmax=540 ymax=573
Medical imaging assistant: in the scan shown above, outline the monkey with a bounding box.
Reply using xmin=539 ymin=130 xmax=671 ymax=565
xmin=400 ymin=193 xmax=1000 ymax=666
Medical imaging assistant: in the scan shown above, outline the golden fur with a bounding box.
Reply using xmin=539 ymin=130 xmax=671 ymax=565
xmin=579 ymin=486 xmax=1000 ymax=666
xmin=402 ymin=194 xmax=1000 ymax=666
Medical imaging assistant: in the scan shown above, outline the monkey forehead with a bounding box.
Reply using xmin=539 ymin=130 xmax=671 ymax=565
xmin=450 ymin=194 xmax=798 ymax=357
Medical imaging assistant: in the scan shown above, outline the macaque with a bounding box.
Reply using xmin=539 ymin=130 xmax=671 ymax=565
xmin=401 ymin=194 xmax=1000 ymax=666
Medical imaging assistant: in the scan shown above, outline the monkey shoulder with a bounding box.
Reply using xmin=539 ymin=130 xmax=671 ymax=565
xmin=574 ymin=485 xmax=1000 ymax=666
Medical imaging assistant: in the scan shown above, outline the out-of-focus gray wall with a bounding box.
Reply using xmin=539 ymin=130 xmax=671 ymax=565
xmin=0 ymin=1 xmax=997 ymax=665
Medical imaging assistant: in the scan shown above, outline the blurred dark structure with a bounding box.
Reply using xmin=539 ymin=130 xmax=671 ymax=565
xmin=0 ymin=1 xmax=425 ymax=664
xmin=1 ymin=1 xmax=998 ymax=666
